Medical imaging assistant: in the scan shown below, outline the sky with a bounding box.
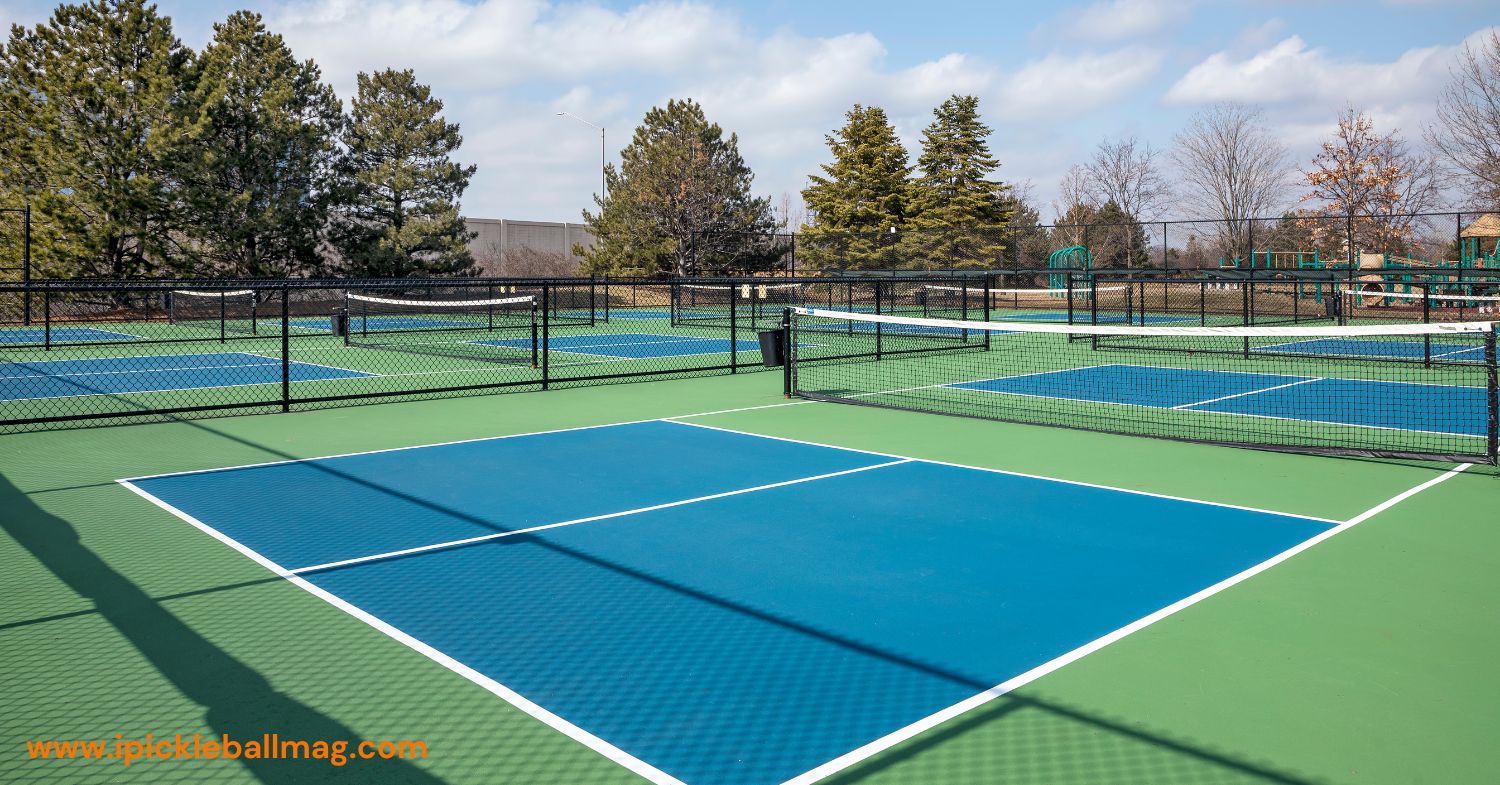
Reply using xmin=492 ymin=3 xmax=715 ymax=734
xmin=4 ymin=0 xmax=1496 ymax=222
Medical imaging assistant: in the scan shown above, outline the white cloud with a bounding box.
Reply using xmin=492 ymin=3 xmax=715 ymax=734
xmin=1163 ymin=32 xmax=1481 ymax=107
xmin=1040 ymin=0 xmax=1185 ymax=43
xmin=272 ymin=0 xmax=749 ymax=97
xmin=997 ymin=47 xmax=1164 ymax=118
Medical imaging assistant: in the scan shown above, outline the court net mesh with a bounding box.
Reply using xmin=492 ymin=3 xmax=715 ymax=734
xmin=788 ymin=307 xmax=1499 ymax=463
xmin=343 ymin=293 xmax=538 ymax=365
xmin=168 ymin=289 xmax=259 ymax=335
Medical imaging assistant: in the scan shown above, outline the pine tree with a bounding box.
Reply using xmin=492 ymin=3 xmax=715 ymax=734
xmin=902 ymin=95 xmax=1010 ymax=269
xmin=800 ymin=105 xmax=910 ymax=270
xmin=579 ymin=99 xmax=774 ymax=276
xmin=167 ymin=11 xmax=342 ymax=278
xmin=331 ymin=69 xmax=477 ymax=278
xmin=0 ymin=0 xmax=187 ymax=278
xmin=1091 ymin=200 xmax=1149 ymax=268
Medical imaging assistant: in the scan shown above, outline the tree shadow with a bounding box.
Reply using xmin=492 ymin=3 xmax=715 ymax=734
xmin=0 ymin=474 xmax=451 ymax=785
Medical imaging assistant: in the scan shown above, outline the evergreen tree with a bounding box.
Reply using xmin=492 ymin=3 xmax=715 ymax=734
xmin=902 ymin=95 xmax=1010 ymax=269
xmin=0 ymin=0 xmax=187 ymax=278
xmin=579 ymin=99 xmax=773 ymax=276
xmin=1051 ymin=202 xmax=1097 ymax=249
xmin=998 ymin=190 xmax=1050 ymax=266
xmin=1091 ymin=200 xmax=1149 ymax=268
xmin=331 ymin=69 xmax=477 ymax=277
xmin=800 ymin=104 xmax=910 ymax=270
xmin=168 ymin=11 xmax=341 ymax=277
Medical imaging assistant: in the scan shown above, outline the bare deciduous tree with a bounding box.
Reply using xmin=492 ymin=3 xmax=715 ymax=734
xmin=1429 ymin=31 xmax=1500 ymax=209
xmin=1083 ymin=135 xmax=1171 ymax=222
xmin=1172 ymin=103 xmax=1292 ymax=257
xmin=1303 ymin=107 xmax=1446 ymax=254
xmin=1053 ymin=164 xmax=1095 ymax=222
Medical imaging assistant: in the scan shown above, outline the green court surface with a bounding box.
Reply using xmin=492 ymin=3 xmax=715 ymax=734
xmin=2 ymin=371 xmax=1498 ymax=784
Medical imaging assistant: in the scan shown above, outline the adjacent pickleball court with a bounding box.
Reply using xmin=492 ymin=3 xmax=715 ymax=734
xmin=0 ymin=352 xmax=372 ymax=401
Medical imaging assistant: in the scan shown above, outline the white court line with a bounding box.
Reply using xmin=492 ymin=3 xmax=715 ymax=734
xmin=844 ymin=365 xmax=1124 ymax=401
xmin=663 ymin=419 xmax=1341 ymax=524
xmin=782 ymin=461 xmax=1475 ymax=785
xmin=289 ymin=459 xmax=911 ymax=574
xmin=114 ymin=479 xmax=688 ymax=785
xmin=1170 ymin=377 xmax=1323 ymax=409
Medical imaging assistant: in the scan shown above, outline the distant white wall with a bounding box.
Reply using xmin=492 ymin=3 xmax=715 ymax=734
xmin=466 ymin=218 xmax=595 ymax=276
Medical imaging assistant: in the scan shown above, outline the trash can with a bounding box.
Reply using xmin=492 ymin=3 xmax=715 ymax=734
xmin=332 ymin=308 xmax=349 ymax=337
xmin=758 ymin=328 xmax=785 ymax=367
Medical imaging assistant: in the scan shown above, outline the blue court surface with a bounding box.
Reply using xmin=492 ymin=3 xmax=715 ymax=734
xmin=123 ymin=420 xmax=1335 ymax=785
xmin=950 ymin=364 xmax=1487 ymax=437
xmin=1258 ymin=336 xmax=1487 ymax=362
xmin=480 ymin=332 xmax=761 ymax=360
xmin=0 ymin=326 xmax=143 ymax=344
xmin=0 ymin=352 xmax=372 ymax=402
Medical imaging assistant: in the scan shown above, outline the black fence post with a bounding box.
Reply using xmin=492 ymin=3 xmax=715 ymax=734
xmin=280 ymin=286 xmax=290 ymax=412
xmin=22 ymin=203 xmax=32 ymax=326
xmin=541 ymin=283 xmax=551 ymax=390
xmin=1487 ymin=328 xmax=1498 ymax=464
xmin=730 ymin=282 xmax=738 ymax=373
xmin=1066 ymin=272 xmax=1075 ymax=324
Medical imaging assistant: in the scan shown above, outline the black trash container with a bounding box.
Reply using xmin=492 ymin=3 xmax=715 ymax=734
xmin=758 ymin=328 xmax=785 ymax=367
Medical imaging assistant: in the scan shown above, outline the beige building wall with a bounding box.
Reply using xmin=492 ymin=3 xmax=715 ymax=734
xmin=466 ymin=218 xmax=595 ymax=277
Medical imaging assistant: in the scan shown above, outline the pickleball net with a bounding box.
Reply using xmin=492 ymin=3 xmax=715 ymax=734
xmin=787 ymin=307 xmax=1499 ymax=463
xmin=168 ymin=289 xmax=260 ymax=336
xmin=343 ymin=293 xmax=539 ymax=365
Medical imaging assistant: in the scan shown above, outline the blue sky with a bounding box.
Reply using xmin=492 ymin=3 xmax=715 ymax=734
xmin=4 ymin=0 xmax=1495 ymax=222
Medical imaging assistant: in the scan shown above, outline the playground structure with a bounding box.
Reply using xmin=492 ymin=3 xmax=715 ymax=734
xmin=1348 ymin=214 xmax=1500 ymax=310
xmin=1202 ymin=214 xmax=1500 ymax=308
xmin=1047 ymin=245 xmax=1092 ymax=292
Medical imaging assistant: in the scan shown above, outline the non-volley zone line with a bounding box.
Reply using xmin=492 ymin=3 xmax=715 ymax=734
xmin=118 ymin=418 xmax=1402 ymax=785
xmin=946 ymin=363 xmax=1489 ymax=438
xmin=0 ymin=352 xmax=372 ymax=402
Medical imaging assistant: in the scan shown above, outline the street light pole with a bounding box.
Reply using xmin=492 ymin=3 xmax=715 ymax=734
xmin=556 ymin=112 xmax=606 ymax=203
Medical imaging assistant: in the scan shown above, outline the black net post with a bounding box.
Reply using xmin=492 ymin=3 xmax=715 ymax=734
xmin=1199 ymin=281 xmax=1206 ymax=326
xmin=280 ymin=286 xmax=290 ymax=412
xmin=874 ymin=280 xmax=883 ymax=360
xmin=219 ymin=291 xmax=227 ymax=343
xmin=782 ymin=308 xmax=793 ymax=397
xmin=730 ymin=284 xmax=739 ymax=373
xmin=530 ymin=303 xmax=539 ymax=367
xmin=1067 ymin=272 xmax=1075 ymax=324
xmin=1423 ymin=285 xmax=1432 ymax=366
xmin=982 ymin=274 xmax=992 ymax=350
xmin=42 ymin=288 xmax=51 ymax=350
